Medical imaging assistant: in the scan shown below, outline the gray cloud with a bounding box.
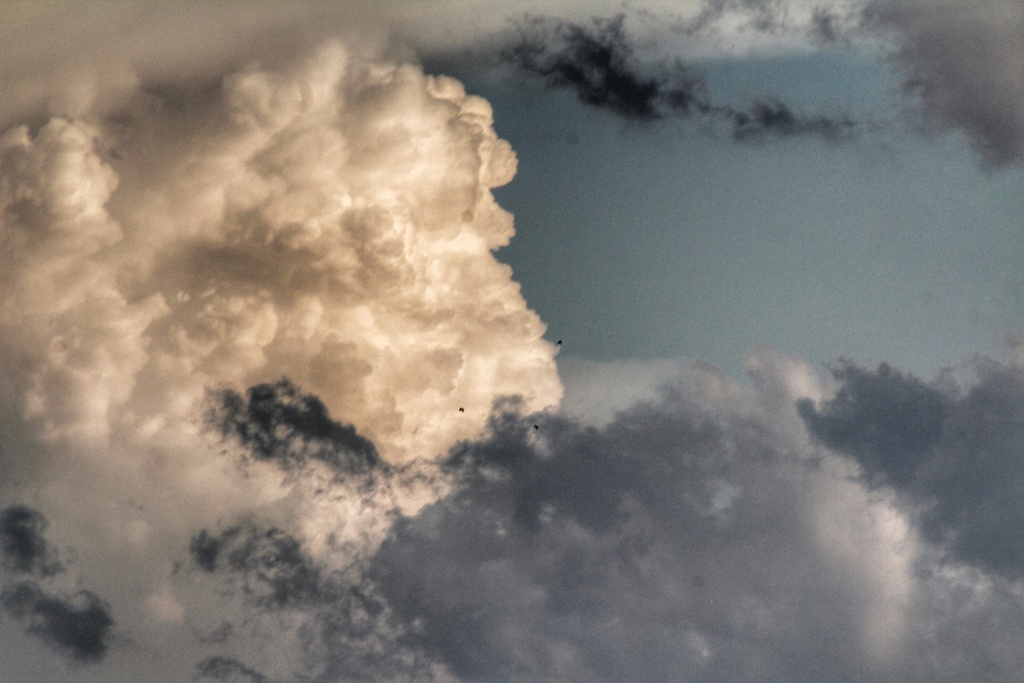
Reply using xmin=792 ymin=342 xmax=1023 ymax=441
xmin=797 ymin=361 xmax=949 ymax=487
xmin=501 ymin=14 xmax=709 ymax=121
xmin=371 ymin=381 xmax=915 ymax=682
xmin=186 ymin=518 xmax=449 ymax=682
xmin=1 ymin=583 xmax=114 ymax=663
xmin=170 ymin=354 xmax=1024 ymax=682
xmin=497 ymin=13 xmax=859 ymax=141
xmin=800 ymin=359 xmax=1024 ymax=578
xmin=190 ymin=524 xmax=326 ymax=609
xmin=0 ymin=504 xmax=115 ymax=663
xmin=729 ymin=98 xmax=856 ymax=140
xmin=865 ymin=0 xmax=1024 ymax=167
xmin=0 ymin=504 xmax=63 ymax=577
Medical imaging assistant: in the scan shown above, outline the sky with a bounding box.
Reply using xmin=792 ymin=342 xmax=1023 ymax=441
xmin=0 ymin=1 xmax=1023 ymax=681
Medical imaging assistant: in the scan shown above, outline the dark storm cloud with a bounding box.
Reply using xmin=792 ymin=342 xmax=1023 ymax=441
xmin=0 ymin=504 xmax=62 ymax=576
xmin=796 ymin=361 xmax=949 ymax=487
xmin=181 ymin=359 xmax=1024 ymax=682
xmin=865 ymin=0 xmax=1024 ymax=167
xmin=206 ymin=378 xmax=381 ymax=475
xmin=501 ymin=14 xmax=709 ymax=120
xmin=1 ymin=582 xmax=114 ymax=662
xmin=370 ymin=392 xmax=900 ymax=682
xmin=800 ymin=359 xmax=1024 ymax=578
xmin=498 ymin=13 xmax=858 ymax=141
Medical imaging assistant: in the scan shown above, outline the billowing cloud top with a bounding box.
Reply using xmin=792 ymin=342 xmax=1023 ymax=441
xmin=0 ymin=42 xmax=562 ymax=463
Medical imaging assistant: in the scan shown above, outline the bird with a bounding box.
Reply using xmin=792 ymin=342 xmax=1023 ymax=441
xmin=557 ymin=340 xmax=562 ymax=345
xmin=533 ymin=424 xmax=539 ymax=430
xmin=459 ymin=407 xmax=465 ymax=413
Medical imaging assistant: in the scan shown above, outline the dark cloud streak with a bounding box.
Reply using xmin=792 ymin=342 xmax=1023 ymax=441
xmin=497 ymin=12 xmax=859 ymax=141
xmin=501 ymin=14 xmax=708 ymax=121
xmin=206 ymin=378 xmax=381 ymax=476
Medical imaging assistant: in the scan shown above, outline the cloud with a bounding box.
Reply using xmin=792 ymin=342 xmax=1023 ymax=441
xmin=501 ymin=14 xmax=709 ymax=120
xmin=728 ymin=98 xmax=856 ymax=140
xmin=186 ymin=518 xmax=455 ymax=682
xmin=496 ymin=12 xmax=859 ymax=140
xmin=370 ymin=354 xmax=920 ymax=681
xmin=161 ymin=350 xmax=1024 ymax=682
xmin=205 ymin=378 xmax=381 ymax=476
xmin=0 ymin=40 xmax=561 ymax=464
xmin=1 ymin=7 xmax=1023 ymax=680
xmin=1 ymin=582 xmax=114 ymax=663
xmin=190 ymin=524 xmax=325 ymax=609
xmin=0 ymin=504 xmax=115 ymax=664
xmin=0 ymin=504 xmax=62 ymax=576
xmin=0 ymin=29 xmax=560 ymax=679
xmin=800 ymin=358 xmax=1024 ymax=579
xmin=865 ymin=0 xmax=1024 ymax=167
xmin=797 ymin=361 xmax=949 ymax=487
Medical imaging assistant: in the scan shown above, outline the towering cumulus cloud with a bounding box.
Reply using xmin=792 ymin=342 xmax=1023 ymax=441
xmin=0 ymin=42 xmax=561 ymax=463
xmin=0 ymin=37 xmax=558 ymax=677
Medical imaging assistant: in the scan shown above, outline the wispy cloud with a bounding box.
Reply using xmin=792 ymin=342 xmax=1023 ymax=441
xmin=497 ymin=13 xmax=859 ymax=141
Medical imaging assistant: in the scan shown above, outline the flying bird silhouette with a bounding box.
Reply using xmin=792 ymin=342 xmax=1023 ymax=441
xmin=459 ymin=407 xmax=465 ymax=413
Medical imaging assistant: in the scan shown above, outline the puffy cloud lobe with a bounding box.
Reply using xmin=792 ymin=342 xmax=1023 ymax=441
xmin=0 ymin=118 xmax=164 ymax=443
xmin=800 ymin=360 xmax=1024 ymax=578
xmin=866 ymin=0 xmax=1024 ymax=167
xmin=0 ymin=42 xmax=561 ymax=462
xmin=796 ymin=361 xmax=949 ymax=487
